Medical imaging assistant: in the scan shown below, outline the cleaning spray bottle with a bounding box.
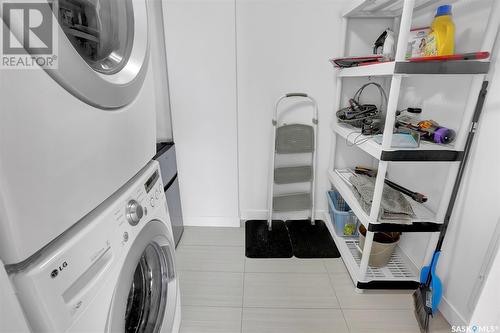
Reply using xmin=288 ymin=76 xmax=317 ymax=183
xmin=424 ymin=5 xmax=455 ymax=56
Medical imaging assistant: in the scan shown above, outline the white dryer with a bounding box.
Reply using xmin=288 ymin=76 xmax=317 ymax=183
xmin=0 ymin=0 xmax=158 ymax=265
xmin=7 ymin=161 xmax=181 ymax=333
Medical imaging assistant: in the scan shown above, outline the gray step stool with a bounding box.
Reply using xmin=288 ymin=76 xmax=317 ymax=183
xmin=267 ymin=93 xmax=319 ymax=230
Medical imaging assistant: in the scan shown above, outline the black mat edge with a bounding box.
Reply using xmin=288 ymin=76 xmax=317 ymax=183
xmin=286 ymin=219 xmax=341 ymax=259
xmin=245 ymin=220 xmax=293 ymax=258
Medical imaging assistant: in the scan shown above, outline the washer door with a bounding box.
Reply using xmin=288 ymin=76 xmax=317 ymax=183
xmin=108 ymin=221 xmax=178 ymax=333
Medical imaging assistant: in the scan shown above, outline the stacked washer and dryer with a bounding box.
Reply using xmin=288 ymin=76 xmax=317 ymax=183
xmin=0 ymin=0 xmax=180 ymax=332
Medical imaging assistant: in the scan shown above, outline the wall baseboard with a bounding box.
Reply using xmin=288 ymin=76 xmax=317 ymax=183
xmin=183 ymin=216 xmax=240 ymax=227
xmin=240 ymin=210 xmax=267 ymax=221
xmin=439 ymin=295 xmax=468 ymax=327
xmin=241 ymin=209 xmax=327 ymax=222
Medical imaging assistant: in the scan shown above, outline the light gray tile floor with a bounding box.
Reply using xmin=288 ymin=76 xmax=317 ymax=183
xmin=177 ymin=226 xmax=451 ymax=333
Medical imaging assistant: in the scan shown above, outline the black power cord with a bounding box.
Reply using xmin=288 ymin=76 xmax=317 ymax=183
xmin=336 ymin=82 xmax=388 ymax=129
xmin=336 ymin=82 xmax=388 ymax=147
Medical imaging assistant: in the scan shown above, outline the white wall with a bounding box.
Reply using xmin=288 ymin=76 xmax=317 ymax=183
xmin=151 ymin=0 xmax=173 ymax=143
xmin=436 ymin=30 xmax=500 ymax=326
xmin=469 ymin=226 xmax=500 ymax=327
xmin=163 ymin=0 xmax=240 ymax=227
xmin=237 ymin=0 xmax=350 ymax=220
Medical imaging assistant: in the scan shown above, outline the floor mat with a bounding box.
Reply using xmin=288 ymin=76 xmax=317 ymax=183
xmin=286 ymin=220 xmax=340 ymax=258
xmin=245 ymin=220 xmax=293 ymax=258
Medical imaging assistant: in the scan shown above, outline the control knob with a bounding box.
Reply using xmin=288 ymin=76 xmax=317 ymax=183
xmin=126 ymin=200 xmax=144 ymax=226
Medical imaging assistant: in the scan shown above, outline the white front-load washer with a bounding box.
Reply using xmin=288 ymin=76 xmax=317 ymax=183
xmin=0 ymin=0 xmax=159 ymax=265
xmin=8 ymin=161 xmax=181 ymax=333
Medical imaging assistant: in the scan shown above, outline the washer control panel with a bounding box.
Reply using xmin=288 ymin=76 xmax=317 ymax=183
xmin=144 ymin=170 xmax=164 ymax=209
xmin=149 ymin=185 xmax=164 ymax=208
xmin=124 ymin=168 xmax=165 ymax=227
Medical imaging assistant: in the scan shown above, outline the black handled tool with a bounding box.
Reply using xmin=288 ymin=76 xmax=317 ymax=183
xmin=354 ymin=166 xmax=428 ymax=203
xmin=413 ymin=81 xmax=489 ymax=333
xmin=385 ymin=179 xmax=427 ymax=203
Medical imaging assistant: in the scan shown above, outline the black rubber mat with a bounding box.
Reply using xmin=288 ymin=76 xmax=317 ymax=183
xmin=245 ymin=220 xmax=293 ymax=258
xmin=286 ymin=220 xmax=340 ymax=258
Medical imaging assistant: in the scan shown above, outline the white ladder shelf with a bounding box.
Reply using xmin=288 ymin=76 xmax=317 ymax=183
xmin=328 ymin=0 xmax=499 ymax=290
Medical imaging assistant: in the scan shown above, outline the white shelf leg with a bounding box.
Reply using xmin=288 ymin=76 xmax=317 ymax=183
xmin=381 ymin=75 xmax=403 ymax=150
xmin=423 ymin=232 xmax=440 ymax=268
xmin=355 ymin=287 xmax=364 ymax=294
xmin=392 ymin=15 xmax=401 ymax=48
xmin=359 ymin=161 xmax=388 ymax=280
xmin=330 ymin=17 xmax=346 ymax=172
xmin=435 ymin=162 xmax=460 ymax=224
xmin=359 ymin=231 xmax=375 ymax=280
xmin=369 ymin=161 xmax=388 ymax=220
xmin=394 ymin=0 xmax=415 ymax=61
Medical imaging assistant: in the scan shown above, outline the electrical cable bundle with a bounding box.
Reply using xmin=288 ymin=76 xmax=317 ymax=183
xmin=336 ymin=82 xmax=388 ymax=129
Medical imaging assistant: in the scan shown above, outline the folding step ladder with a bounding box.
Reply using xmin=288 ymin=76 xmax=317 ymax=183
xmin=267 ymin=93 xmax=319 ymax=230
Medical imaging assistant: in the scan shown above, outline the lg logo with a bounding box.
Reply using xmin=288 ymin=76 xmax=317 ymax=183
xmin=50 ymin=261 xmax=68 ymax=279
xmin=2 ymin=1 xmax=53 ymax=54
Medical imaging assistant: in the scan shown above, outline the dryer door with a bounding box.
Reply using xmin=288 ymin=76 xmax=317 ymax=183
xmin=108 ymin=220 xmax=178 ymax=333
xmin=4 ymin=0 xmax=149 ymax=109
xmin=51 ymin=0 xmax=149 ymax=109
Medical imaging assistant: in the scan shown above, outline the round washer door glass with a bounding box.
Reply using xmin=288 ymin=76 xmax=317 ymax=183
xmin=125 ymin=243 xmax=169 ymax=333
xmin=56 ymin=0 xmax=134 ymax=74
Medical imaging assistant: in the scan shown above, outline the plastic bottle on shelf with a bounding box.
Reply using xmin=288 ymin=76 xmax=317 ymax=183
xmin=424 ymin=5 xmax=455 ymax=56
xmin=382 ymin=29 xmax=395 ymax=61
